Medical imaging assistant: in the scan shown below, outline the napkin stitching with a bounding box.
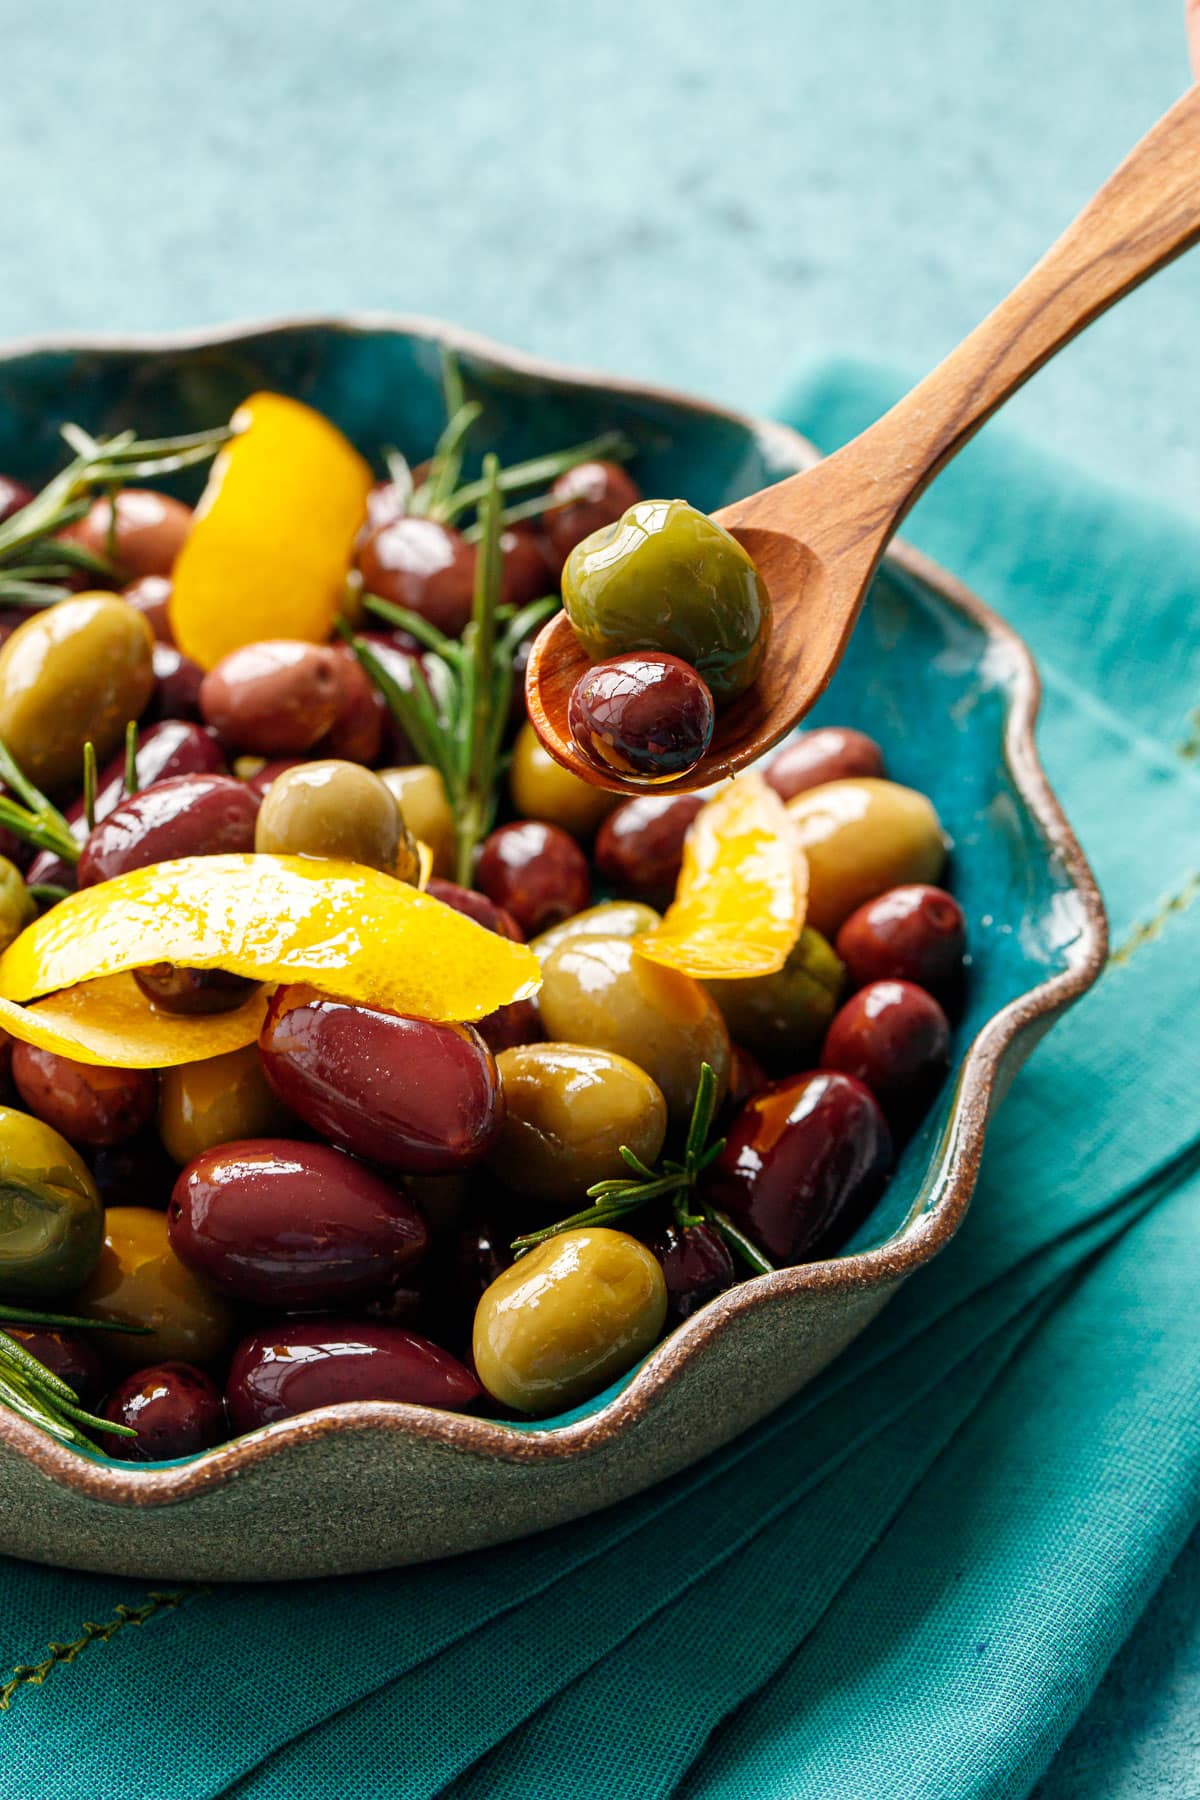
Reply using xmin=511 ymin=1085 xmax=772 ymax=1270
xmin=1177 ymin=707 xmax=1200 ymax=761
xmin=0 ymin=1586 xmax=199 ymax=1713
xmin=1108 ymin=871 xmax=1200 ymax=967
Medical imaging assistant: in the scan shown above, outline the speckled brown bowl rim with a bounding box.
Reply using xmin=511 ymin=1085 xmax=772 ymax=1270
xmin=0 ymin=312 xmax=1107 ymax=1507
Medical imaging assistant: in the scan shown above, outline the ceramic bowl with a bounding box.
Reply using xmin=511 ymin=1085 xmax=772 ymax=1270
xmin=0 ymin=316 xmax=1106 ymax=1580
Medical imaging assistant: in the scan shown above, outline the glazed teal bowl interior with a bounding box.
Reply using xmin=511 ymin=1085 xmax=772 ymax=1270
xmin=0 ymin=319 xmax=1095 ymax=1457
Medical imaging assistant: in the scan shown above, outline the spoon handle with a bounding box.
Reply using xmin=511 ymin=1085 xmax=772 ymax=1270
xmin=838 ymin=82 xmax=1200 ymax=518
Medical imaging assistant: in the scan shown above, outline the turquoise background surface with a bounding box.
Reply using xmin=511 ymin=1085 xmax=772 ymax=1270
xmin=1 ymin=2 xmax=1199 ymax=1793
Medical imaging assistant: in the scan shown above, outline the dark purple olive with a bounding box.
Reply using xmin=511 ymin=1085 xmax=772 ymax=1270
xmin=62 ymin=490 xmax=192 ymax=582
xmin=705 ymin=1070 xmax=892 ymax=1265
xmin=820 ymin=980 xmax=950 ymax=1124
xmin=5 ymin=1326 xmax=103 ymax=1405
xmin=542 ymin=461 xmax=642 ymax=565
xmin=103 ymin=1361 xmax=224 ymax=1460
xmin=11 ymin=1043 xmax=157 ymax=1147
xmin=475 ymin=820 xmax=590 ymax=937
xmin=425 ymin=878 xmax=525 ymax=941
xmin=726 ymin=1042 xmax=769 ymax=1113
xmin=168 ymin=1137 xmax=427 ymax=1308
xmin=199 ymin=640 xmax=345 ymax=755
xmin=593 ymin=792 xmax=706 ymax=906
xmin=314 ymin=644 xmax=386 ymax=765
xmin=259 ymin=986 xmax=502 ymax=1172
xmin=77 ymin=773 xmax=260 ymax=886
xmin=500 ymin=524 xmax=554 ymax=608
xmin=474 ymin=997 xmax=542 ymax=1055
xmin=835 ymin=885 xmax=966 ymax=1001
xmin=133 ymin=963 xmax=260 ymax=1016
xmin=450 ymin=1210 xmax=514 ymax=1328
xmin=0 ymin=476 xmax=34 ymax=526
xmin=88 ymin=1133 xmax=179 ymax=1209
xmin=123 ymin=574 xmax=175 ymax=643
xmin=569 ymin=653 xmax=715 ymax=782
xmin=226 ymin=1319 xmax=482 ymax=1431
xmin=648 ymin=1218 xmax=736 ymax=1323
xmin=762 ymin=728 xmax=885 ymax=801
xmin=243 ymin=758 xmax=305 ymax=799
xmin=357 ymin=517 xmax=477 ymax=638
xmin=147 ymin=644 xmax=205 ymax=721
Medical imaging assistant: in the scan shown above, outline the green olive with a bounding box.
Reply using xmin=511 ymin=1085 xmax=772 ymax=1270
xmin=786 ymin=779 xmax=948 ymax=936
xmin=706 ymin=928 xmax=844 ymax=1071
xmin=562 ymin=499 xmax=770 ymax=703
xmin=538 ymin=934 xmax=729 ymax=1128
xmin=488 ymin=1043 xmax=668 ymax=1204
xmin=0 ymin=594 xmax=155 ymax=790
xmin=473 ymin=1226 xmax=667 ymax=1414
xmin=158 ymin=1044 xmax=294 ymax=1166
xmin=77 ymin=1206 xmax=234 ymax=1369
xmin=0 ymin=857 xmax=35 ymax=953
xmin=508 ymin=720 xmax=617 ymax=839
xmin=254 ymin=758 xmax=415 ymax=876
xmin=378 ymin=765 xmax=455 ymax=877
xmin=0 ymin=1105 xmax=104 ymax=1298
xmin=531 ymin=900 xmax=662 ymax=965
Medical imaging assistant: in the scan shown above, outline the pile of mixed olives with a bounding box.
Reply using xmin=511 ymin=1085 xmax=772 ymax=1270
xmin=0 ymin=389 xmax=966 ymax=1463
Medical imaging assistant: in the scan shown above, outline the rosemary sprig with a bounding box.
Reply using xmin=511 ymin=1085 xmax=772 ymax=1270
xmin=440 ymin=429 xmax=634 ymax=524
xmin=0 ymin=736 xmax=79 ymax=864
xmin=0 ymin=1305 xmax=150 ymax=1448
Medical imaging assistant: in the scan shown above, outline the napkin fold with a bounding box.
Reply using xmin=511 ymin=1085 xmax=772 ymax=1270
xmin=3 ymin=361 xmax=1200 ymax=1800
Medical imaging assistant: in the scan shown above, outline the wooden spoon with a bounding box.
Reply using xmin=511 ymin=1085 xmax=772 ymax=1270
xmin=527 ymin=83 xmax=1200 ymax=794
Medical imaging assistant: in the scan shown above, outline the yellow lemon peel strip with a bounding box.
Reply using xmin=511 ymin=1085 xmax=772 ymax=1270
xmin=0 ymin=855 xmax=540 ymax=1024
xmin=0 ymin=973 xmax=269 ymax=1069
xmin=634 ymin=772 xmax=807 ymax=979
xmin=168 ymin=392 xmax=372 ymax=669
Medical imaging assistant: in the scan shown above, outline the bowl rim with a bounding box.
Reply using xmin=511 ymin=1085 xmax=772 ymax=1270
xmin=0 ymin=312 xmax=1108 ymax=1507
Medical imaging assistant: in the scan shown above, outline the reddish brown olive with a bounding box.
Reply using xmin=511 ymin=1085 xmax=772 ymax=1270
xmin=593 ymin=792 xmax=706 ymax=906
xmin=77 ymin=773 xmax=260 ymax=886
xmin=259 ymin=986 xmax=503 ymax=1172
xmin=705 ymin=1070 xmax=892 ymax=1265
xmin=168 ymin=1138 xmax=427 ymax=1309
xmin=226 ymin=1320 xmax=481 ymax=1431
xmin=475 ymin=820 xmax=591 ymax=937
xmin=820 ymin=980 xmax=951 ymax=1124
xmin=647 ymin=1218 xmax=736 ymax=1323
xmin=11 ymin=1045 xmax=157 ymax=1149
xmin=474 ymin=997 xmax=541 ymax=1055
xmin=500 ymin=523 xmax=553 ymax=607
xmin=425 ymin=878 xmax=525 ymax=941
xmin=0 ymin=476 xmax=33 ymax=525
xmin=569 ymin=653 xmax=715 ymax=782
xmin=133 ymin=964 xmax=259 ymax=1017
xmin=314 ymin=644 xmax=386 ymax=764
xmin=103 ymin=1361 xmax=224 ymax=1461
xmin=200 ymin=640 xmax=346 ymax=755
xmin=835 ymin=885 xmax=967 ymax=1000
xmin=147 ymin=645 xmax=205 ymax=722
xmin=63 ymin=489 xmax=193 ymax=581
xmin=763 ymin=728 xmax=886 ymax=800
xmin=4 ymin=1326 xmax=103 ymax=1405
xmin=123 ymin=574 xmax=175 ymax=643
xmin=726 ymin=1042 xmax=770 ymax=1112
xmin=357 ymin=516 xmax=477 ymax=637
xmin=542 ymin=461 xmax=642 ymax=564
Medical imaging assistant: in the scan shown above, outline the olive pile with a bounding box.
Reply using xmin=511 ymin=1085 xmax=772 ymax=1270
xmin=0 ymin=447 xmax=966 ymax=1462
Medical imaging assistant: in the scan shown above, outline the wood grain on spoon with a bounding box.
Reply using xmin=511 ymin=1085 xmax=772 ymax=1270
xmin=528 ymin=82 xmax=1200 ymax=795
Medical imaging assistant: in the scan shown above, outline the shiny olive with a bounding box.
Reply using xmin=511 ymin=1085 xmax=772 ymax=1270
xmin=103 ymin=1361 xmax=224 ymax=1461
xmin=226 ymin=1319 xmax=481 ymax=1432
xmin=169 ymin=1138 xmax=427 ymax=1309
xmin=123 ymin=574 xmax=175 ymax=644
xmin=705 ymin=1071 xmax=892 ymax=1265
xmin=315 ymin=644 xmax=387 ymax=764
xmin=562 ymin=499 xmax=769 ymax=703
xmin=786 ymin=779 xmax=948 ymax=937
xmin=835 ymin=884 xmax=967 ymax=1001
xmin=647 ymin=1218 xmax=736 ymax=1323
xmin=820 ymin=980 xmax=950 ymax=1125
xmin=500 ymin=524 xmax=554 ymax=607
xmin=473 ymin=1226 xmax=667 ymax=1415
xmin=422 ymin=882 xmax=535 ymax=1053
xmin=259 ymin=985 xmax=502 ymax=1172
xmin=134 ymin=964 xmax=259 ymax=1017
xmin=240 ymin=756 xmax=303 ymax=797
xmin=488 ymin=1043 xmax=668 ymax=1204
xmin=63 ymin=490 xmax=192 ymax=581
xmin=0 ymin=476 xmax=34 ymax=525
xmin=530 ymin=899 xmax=662 ymax=964
xmin=726 ymin=1042 xmax=769 ymax=1112
xmin=146 ymin=644 xmax=205 ymax=723
xmin=763 ymin=728 xmax=885 ymax=800
xmin=508 ymin=720 xmax=617 ymax=839
xmin=87 ymin=1133 xmax=178 ymax=1210
xmin=254 ymin=759 xmax=409 ymax=874
xmin=5 ymin=1325 xmax=103 ymax=1405
xmin=77 ymin=773 xmax=260 ymax=887
xmin=358 ymin=516 xmax=477 ymax=637
xmin=475 ymin=820 xmax=591 ymax=937
xmin=538 ymin=934 xmax=730 ymax=1128
xmin=0 ymin=856 xmax=34 ymax=952
xmin=706 ymin=927 xmax=844 ymax=1072
xmin=593 ymin=792 xmax=706 ymax=905
xmin=11 ymin=1045 xmax=156 ymax=1149
xmin=200 ymin=640 xmax=345 ymax=755
xmin=378 ymin=765 xmax=455 ymax=877
xmin=0 ymin=595 xmax=155 ymax=790
xmin=77 ymin=1205 xmax=234 ymax=1369
xmin=425 ymin=878 xmax=524 ymax=940
xmin=569 ymin=653 xmax=715 ymax=782
xmin=158 ymin=1044 xmax=293 ymax=1166
xmin=542 ymin=460 xmax=642 ymax=564
xmin=475 ymin=998 xmax=542 ymax=1056
xmin=0 ymin=1106 xmax=104 ymax=1298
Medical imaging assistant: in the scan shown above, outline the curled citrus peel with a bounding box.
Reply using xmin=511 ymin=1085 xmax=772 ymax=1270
xmin=635 ymin=772 xmax=807 ymax=979
xmin=168 ymin=392 xmax=372 ymax=670
xmin=0 ymin=855 xmax=539 ymax=1053
xmin=0 ymin=974 xmax=270 ymax=1069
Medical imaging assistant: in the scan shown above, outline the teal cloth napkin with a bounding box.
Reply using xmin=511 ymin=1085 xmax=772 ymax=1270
xmin=3 ymin=362 xmax=1200 ymax=1799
